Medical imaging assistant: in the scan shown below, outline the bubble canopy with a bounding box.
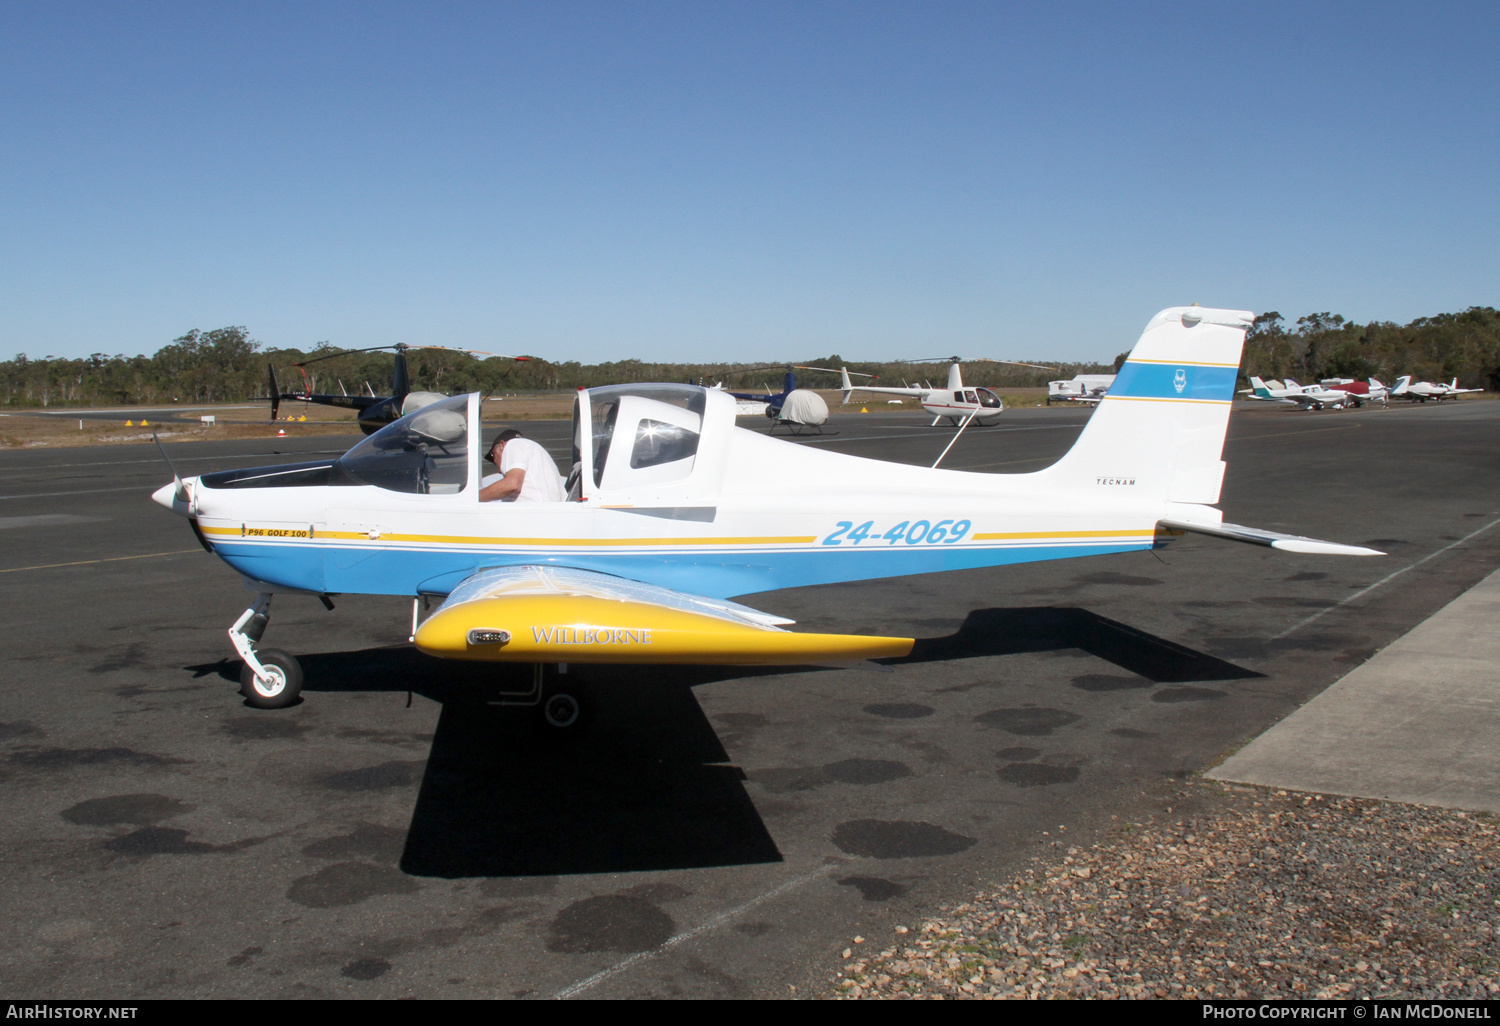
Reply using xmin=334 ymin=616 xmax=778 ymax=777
xmin=336 ymin=393 xmax=470 ymax=494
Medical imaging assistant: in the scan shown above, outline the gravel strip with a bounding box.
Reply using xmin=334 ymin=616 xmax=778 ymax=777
xmin=833 ymin=780 xmax=1500 ymax=999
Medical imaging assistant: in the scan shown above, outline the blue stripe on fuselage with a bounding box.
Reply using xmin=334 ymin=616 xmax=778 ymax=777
xmin=1110 ymin=362 xmax=1237 ymax=402
xmin=207 ymin=539 xmax=1151 ymax=599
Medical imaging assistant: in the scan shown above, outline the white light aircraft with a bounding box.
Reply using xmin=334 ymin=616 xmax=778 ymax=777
xmin=154 ymin=307 xmax=1381 ymax=725
xmin=1240 ymin=376 xmax=1356 ymax=410
xmin=1389 ymin=376 xmax=1485 ymax=402
xmin=1319 ymin=378 xmax=1392 ymax=407
xmin=1047 ymin=375 xmax=1116 ymax=406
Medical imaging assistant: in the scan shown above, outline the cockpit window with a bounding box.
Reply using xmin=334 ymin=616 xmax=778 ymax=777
xmin=978 ymin=388 xmax=1001 ymax=409
xmin=336 ymin=394 xmax=468 ymax=494
xmin=591 ymin=400 xmax=619 ymax=487
xmin=588 ymin=384 xmax=707 ymax=488
xmin=631 ymin=419 xmax=699 ymax=469
xmin=582 ymin=385 xmax=708 ymax=492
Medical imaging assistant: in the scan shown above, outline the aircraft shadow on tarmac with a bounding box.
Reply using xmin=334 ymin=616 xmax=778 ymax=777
xmin=192 ymin=649 xmax=785 ymax=878
xmin=885 ymin=606 xmax=1265 ymax=683
xmin=186 ymin=608 xmax=1257 ymax=878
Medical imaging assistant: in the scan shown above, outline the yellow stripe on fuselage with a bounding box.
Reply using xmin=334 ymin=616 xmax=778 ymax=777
xmin=200 ymin=524 xmax=815 ymax=547
xmin=970 ymin=529 xmax=1155 ymax=541
xmin=203 ymin=526 xmax=1156 ymax=548
xmin=1126 ymin=358 xmax=1242 ymax=368
xmin=1102 ymin=396 xmax=1231 ymax=405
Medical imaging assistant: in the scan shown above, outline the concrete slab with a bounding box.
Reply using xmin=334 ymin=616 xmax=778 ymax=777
xmin=1209 ymin=567 xmax=1500 ymax=812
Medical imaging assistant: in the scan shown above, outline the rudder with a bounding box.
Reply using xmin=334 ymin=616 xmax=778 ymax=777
xmin=1038 ymin=306 xmax=1252 ymax=504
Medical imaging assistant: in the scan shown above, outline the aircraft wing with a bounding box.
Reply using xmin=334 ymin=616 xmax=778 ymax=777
xmin=413 ymin=565 xmax=914 ymax=664
xmin=1158 ymin=519 xmax=1384 ymax=556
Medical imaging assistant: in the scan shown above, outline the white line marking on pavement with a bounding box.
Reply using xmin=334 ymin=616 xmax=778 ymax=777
xmin=552 ymin=866 xmax=829 ymax=999
xmin=0 ymin=486 xmax=149 ymax=501
xmin=1274 ymin=515 xmax=1500 ymax=639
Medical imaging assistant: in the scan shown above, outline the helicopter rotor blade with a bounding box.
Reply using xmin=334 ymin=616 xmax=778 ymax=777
xmin=792 ymin=365 xmax=878 ymax=379
xmin=970 ymin=358 xmax=1062 ymax=371
xmin=404 ymin=345 xmax=532 ymax=361
xmin=292 ymin=344 xmax=401 ymax=368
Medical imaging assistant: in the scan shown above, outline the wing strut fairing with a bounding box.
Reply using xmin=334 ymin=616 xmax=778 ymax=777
xmin=414 ymin=565 xmax=914 ymax=664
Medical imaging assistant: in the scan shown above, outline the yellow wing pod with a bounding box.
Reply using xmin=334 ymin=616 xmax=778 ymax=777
xmin=414 ymin=594 xmax=913 ymax=665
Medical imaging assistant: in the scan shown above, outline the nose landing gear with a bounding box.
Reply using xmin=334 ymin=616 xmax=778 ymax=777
xmin=229 ymin=593 xmax=304 ymax=709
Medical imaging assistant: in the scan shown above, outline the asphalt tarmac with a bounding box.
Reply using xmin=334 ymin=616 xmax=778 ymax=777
xmin=2 ymin=399 xmax=1498 ymax=999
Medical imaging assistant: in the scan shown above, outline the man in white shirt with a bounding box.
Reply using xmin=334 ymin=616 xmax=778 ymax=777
xmin=480 ymin=430 xmax=566 ymax=502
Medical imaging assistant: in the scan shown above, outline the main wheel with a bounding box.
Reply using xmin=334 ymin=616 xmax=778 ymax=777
xmin=240 ymin=649 xmax=304 ymax=709
xmin=533 ymin=680 xmax=592 ymax=735
xmin=542 ymin=691 xmax=581 ymax=728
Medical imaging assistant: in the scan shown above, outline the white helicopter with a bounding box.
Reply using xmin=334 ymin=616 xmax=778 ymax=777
xmin=154 ymin=306 xmax=1380 ymax=727
xmin=839 ymin=357 xmax=1052 ymax=426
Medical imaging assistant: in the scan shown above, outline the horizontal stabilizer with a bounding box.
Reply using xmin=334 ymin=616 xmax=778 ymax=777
xmin=1159 ymin=519 xmax=1384 ymax=556
xmin=414 ymin=565 xmax=914 ymax=664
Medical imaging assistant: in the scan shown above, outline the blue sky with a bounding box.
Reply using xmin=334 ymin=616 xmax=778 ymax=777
xmin=3 ymin=1 xmax=1496 ymax=363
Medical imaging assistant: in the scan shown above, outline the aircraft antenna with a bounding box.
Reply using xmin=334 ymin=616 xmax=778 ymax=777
xmin=931 ymin=410 xmax=978 ymax=469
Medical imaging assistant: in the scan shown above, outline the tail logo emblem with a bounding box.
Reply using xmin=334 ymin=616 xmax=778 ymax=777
xmin=1173 ymin=368 xmax=1187 ymax=394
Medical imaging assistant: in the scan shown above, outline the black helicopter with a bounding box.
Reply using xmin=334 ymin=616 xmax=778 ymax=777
xmin=266 ymin=343 xmax=529 ymax=435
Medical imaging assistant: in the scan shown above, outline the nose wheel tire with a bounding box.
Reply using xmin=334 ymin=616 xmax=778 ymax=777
xmin=240 ymin=649 xmax=304 ymax=709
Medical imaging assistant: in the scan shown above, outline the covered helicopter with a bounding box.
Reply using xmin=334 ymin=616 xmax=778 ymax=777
xmin=725 ymin=365 xmax=875 ymax=433
xmin=265 ymin=343 xmax=531 ymax=435
xmin=155 ymin=306 xmax=1381 ymax=726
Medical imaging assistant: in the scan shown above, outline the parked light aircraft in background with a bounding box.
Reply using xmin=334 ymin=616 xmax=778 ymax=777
xmin=1240 ymin=376 xmax=1357 ymax=410
xmin=1319 ymin=378 xmax=1391 ymax=407
xmin=1390 ymin=376 xmax=1486 ymax=402
xmin=839 ymin=357 xmax=1044 ymax=425
xmin=266 ymin=343 xmax=530 ymax=435
xmin=1047 ymin=375 xmax=1116 ymax=406
xmin=155 ymin=306 xmax=1381 ymax=727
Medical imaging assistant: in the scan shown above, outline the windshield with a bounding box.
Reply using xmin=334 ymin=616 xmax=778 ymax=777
xmin=337 ymin=393 xmax=468 ymax=494
xmin=978 ymin=388 xmax=1001 ymax=409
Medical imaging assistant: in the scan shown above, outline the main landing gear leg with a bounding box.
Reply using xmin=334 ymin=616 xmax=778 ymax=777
xmin=230 ymin=592 xmax=304 ymax=709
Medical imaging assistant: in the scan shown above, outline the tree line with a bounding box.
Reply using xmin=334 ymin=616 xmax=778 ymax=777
xmin=2 ymin=307 xmax=1496 ymax=408
xmin=1241 ymin=307 xmax=1500 ymax=388
xmin=0 ymin=331 xmax=1110 ymax=408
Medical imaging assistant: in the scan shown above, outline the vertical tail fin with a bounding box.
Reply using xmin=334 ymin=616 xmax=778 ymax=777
xmin=1038 ymin=306 xmax=1252 ymax=505
xmin=268 ymin=364 xmax=280 ymax=421
xmin=946 ymin=361 xmax=963 ymax=391
xmin=840 ymin=367 xmax=853 ymax=405
xmin=393 ymin=349 xmax=411 ymax=397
